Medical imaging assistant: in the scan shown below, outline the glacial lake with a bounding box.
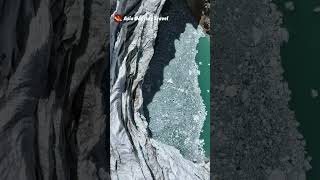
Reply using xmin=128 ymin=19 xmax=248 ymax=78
xmin=196 ymin=35 xmax=211 ymax=158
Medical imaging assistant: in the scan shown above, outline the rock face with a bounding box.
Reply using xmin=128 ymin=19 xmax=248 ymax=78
xmin=185 ymin=0 xmax=210 ymax=33
xmin=0 ymin=0 xmax=109 ymax=179
xmin=211 ymin=0 xmax=310 ymax=179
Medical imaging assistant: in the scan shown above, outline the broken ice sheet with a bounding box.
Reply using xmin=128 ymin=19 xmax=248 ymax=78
xmin=147 ymin=24 xmax=206 ymax=162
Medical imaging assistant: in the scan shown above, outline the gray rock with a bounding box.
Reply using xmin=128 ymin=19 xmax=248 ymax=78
xmin=268 ymin=170 xmax=286 ymax=180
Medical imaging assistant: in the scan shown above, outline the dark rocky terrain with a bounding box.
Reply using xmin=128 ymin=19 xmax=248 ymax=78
xmin=185 ymin=0 xmax=210 ymax=33
xmin=211 ymin=0 xmax=310 ymax=179
xmin=0 ymin=0 xmax=110 ymax=179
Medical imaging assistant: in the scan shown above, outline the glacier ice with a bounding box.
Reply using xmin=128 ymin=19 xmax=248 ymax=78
xmin=148 ymin=23 xmax=207 ymax=162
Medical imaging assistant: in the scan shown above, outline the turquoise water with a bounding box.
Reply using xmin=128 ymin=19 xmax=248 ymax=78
xmin=196 ymin=35 xmax=210 ymax=157
xmin=275 ymin=0 xmax=320 ymax=179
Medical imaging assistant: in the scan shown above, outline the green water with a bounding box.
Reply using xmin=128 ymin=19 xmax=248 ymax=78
xmin=196 ymin=35 xmax=211 ymax=157
xmin=275 ymin=0 xmax=320 ymax=179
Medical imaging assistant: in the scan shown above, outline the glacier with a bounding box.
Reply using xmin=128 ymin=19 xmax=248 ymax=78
xmin=109 ymin=0 xmax=210 ymax=179
xmin=148 ymin=23 xmax=207 ymax=162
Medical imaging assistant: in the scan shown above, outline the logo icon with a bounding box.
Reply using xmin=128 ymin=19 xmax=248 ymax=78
xmin=114 ymin=14 xmax=123 ymax=23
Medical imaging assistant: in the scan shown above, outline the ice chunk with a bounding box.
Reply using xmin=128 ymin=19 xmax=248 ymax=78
xmin=314 ymin=6 xmax=320 ymax=13
xmin=284 ymin=1 xmax=295 ymax=11
xmin=311 ymin=89 xmax=318 ymax=98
